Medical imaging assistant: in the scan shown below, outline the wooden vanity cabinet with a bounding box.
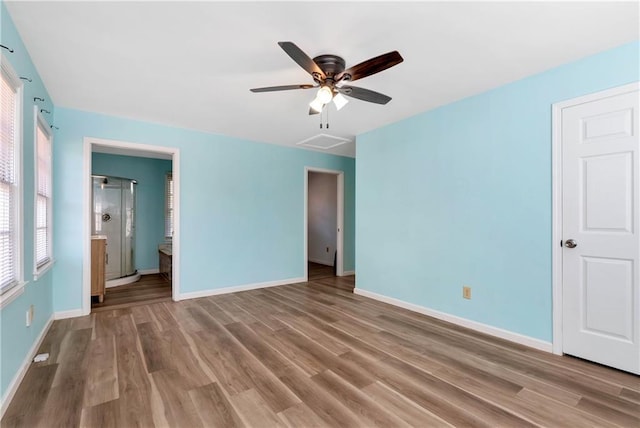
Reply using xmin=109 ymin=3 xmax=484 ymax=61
xmin=91 ymin=236 xmax=106 ymax=303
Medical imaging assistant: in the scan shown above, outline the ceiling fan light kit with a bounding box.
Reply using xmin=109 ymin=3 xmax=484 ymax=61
xmin=250 ymin=41 xmax=403 ymax=116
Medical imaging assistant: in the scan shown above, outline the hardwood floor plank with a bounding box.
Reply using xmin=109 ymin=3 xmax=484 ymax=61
xmin=82 ymin=335 xmax=119 ymax=408
xmin=189 ymin=382 xmax=245 ymax=428
xmin=276 ymin=327 xmax=374 ymax=389
xmin=311 ymin=369 xmax=410 ymax=427
xmin=195 ymin=298 xmax=236 ymax=325
xmin=272 ymin=312 xmax=351 ymax=355
xmin=51 ymin=328 xmax=92 ymax=388
xmin=516 ymin=388 xmax=619 ymax=428
xmin=576 ymin=396 xmax=640 ymax=427
xmin=278 ymin=367 xmax=364 ymax=427
xmin=79 ymin=399 xmax=120 ymax=428
xmin=3 ymin=264 xmax=639 ymax=428
xmin=340 ymin=351 xmax=506 ymax=428
xmin=40 ymin=383 xmax=87 ymax=428
xmin=225 ymin=322 xmax=295 ymax=378
xmin=362 ymin=381 xmax=453 ymax=427
xmin=621 ymin=387 xmax=640 ymax=403
xmin=150 ymin=369 xmax=203 ymax=428
xmin=277 ymin=403 xmax=328 ymax=428
xmin=229 ymin=389 xmax=285 ymax=428
xmin=0 ymin=364 xmax=57 ymax=427
xmin=114 ymin=322 xmax=155 ymax=427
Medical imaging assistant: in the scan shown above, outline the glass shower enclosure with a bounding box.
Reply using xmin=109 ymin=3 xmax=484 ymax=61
xmin=91 ymin=175 xmax=137 ymax=281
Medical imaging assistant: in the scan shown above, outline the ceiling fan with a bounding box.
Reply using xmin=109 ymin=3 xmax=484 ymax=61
xmin=250 ymin=42 xmax=403 ymax=115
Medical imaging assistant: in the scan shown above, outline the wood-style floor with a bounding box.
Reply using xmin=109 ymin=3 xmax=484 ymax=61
xmin=91 ymin=274 xmax=172 ymax=312
xmin=308 ymin=262 xmax=336 ymax=281
xmin=3 ymin=273 xmax=639 ymax=427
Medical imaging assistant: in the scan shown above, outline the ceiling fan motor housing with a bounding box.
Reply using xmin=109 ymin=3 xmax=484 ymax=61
xmin=313 ymin=54 xmax=347 ymax=83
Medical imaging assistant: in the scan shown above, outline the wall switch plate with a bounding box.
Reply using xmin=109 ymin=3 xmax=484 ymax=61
xmin=463 ymin=286 xmax=472 ymax=299
xmin=26 ymin=305 xmax=34 ymax=327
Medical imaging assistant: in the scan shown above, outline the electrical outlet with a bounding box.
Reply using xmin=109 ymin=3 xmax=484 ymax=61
xmin=463 ymin=286 xmax=471 ymax=300
xmin=326 ymin=247 xmax=329 ymax=252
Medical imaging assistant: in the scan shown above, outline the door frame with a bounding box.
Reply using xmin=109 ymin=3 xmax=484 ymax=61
xmin=82 ymin=137 xmax=180 ymax=315
xmin=304 ymin=167 xmax=345 ymax=280
xmin=551 ymin=81 xmax=639 ymax=355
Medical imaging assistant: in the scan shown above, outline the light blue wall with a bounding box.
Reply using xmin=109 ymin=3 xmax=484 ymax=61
xmin=356 ymin=40 xmax=640 ymax=342
xmin=53 ymin=108 xmax=356 ymax=311
xmin=92 ymin=153 xmax=172 ymax=272
xmin=0 ymin=2 xmax=55 ymax=402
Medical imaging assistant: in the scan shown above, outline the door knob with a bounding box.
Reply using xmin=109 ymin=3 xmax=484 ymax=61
xmin=564 ymin=239 xmax=577 ymax=248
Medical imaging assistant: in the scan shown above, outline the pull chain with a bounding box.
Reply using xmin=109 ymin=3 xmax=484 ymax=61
xmin=318 ymin=105 xmax=331 ymax=129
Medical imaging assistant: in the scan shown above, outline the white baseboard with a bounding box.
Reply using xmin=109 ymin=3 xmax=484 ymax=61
xmin=354 ymin=288 xmax=552 ymax=353
xmin=341 ymin=270 xmax=355 ymax=276
xmin=1 ymin=315 xmax=54 ymax=418
xmin=138 ymin=268 xmax=159 ymax=275
xmin=178 ymin=276 xmax=306 ymax=301
xmin=54 ymin=309 xmax=85 ymax=320
xmin=308 ymin=257 xmax=333 ymax=266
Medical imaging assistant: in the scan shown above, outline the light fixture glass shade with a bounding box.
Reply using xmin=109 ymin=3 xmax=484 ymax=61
xmin=333 ymin=93 xmax=349 ymax=111
xmin=309 ymin=98 xmax=324 ymax=113
xmin=316 ymin=86 xmax=333 ymax=104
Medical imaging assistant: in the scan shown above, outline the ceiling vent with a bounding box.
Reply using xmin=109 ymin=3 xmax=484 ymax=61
xmin=296 ymin=134 xmax=352 ymax=150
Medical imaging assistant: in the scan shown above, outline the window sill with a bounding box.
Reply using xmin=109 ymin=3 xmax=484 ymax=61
xmin=0 ymin=281 xmax=28 ymax=310
xmin=33 ymin=258 xmax=55 ymax=281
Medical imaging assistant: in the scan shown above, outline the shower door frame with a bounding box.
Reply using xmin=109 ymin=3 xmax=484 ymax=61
xmin=82 ymin=137 xmax=180 ymax=315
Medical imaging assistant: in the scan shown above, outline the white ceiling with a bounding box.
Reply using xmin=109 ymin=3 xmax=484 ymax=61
xmin=5 ymin=1 xmax=639 ymax=158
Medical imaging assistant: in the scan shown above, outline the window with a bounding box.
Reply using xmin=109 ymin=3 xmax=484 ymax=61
xmin=165 ymin=172 xmax=173 ymax=240
xmin=0 ymin=55 xmax=23 ymax=296
xmin=34 ymin=111 xmax=53 ymax=274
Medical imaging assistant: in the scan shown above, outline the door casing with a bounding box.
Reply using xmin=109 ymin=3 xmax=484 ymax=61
xmin=304 ymin=167 xmax=345 ymax=280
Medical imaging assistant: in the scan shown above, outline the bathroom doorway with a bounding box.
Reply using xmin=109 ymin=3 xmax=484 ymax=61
xmin=82 ymin=138 xmax=180 ymax=315
xmin=304 ymin=167 xmax=344 ymax=281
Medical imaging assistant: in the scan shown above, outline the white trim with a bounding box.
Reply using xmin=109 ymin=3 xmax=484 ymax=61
xmin=177 ymin=276 xmax=305 ymax=301
xmin=354 ymin=288 xmax=552 ymax=353
xmin=83 ymin=137 xmax=180 ymax=316
xmin=304 ymin=167 xmax=345 ymax=281
xmin=0 ymin=53 xmax=24 ymax=297
xmin=551 ymin=82 xmax=640 ymax=356
xmin=0 ymin=281 xmax=27 ymax=309
xmin=54 ymin=309 xmax=85 ymax=320
xmin=0 ymin=315 xmax=53 ymax=418
xmin=138 ymin=268 xmax=160 ymax=275
xmin=32 ymin=259 xmax=54 ymax=281
xmin=342 ymin=270 xmax=355 ymax=276
xmin=105 ymin=272 xmax=141 ymax=288
xmin=33 ymin=108 xmax=54 ymax=279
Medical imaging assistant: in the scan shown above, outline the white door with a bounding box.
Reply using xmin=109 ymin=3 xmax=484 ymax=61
xmin=561 ymin=85 xmax=639 ymax=374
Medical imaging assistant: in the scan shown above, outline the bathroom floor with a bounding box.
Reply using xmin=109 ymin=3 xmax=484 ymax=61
xmin=91 ymin=273 xmax=171 ymax=312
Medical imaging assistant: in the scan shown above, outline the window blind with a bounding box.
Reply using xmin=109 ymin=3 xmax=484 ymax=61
xmin=0 ymin=66 xmax=19 ymax=292
xmin=165 ymin=173 xmax=173 ymax=239
xmin=35 ymin=119 xmax=52 ymax=267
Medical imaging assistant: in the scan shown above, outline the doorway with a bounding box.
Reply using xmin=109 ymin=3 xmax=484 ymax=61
xmin=552 ymin=82 xmax=639 ymax=374
xmin=304 ymin=167 xmax=344 ymax=281
xmin=82 ymin=138 xmax=180 ymax=315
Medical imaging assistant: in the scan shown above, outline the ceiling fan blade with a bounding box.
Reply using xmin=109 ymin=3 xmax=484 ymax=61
xmin=309 ymin=108 xmax=320 ymax=115
xmin=338 ymin=86 xmax=392 ymax=104
xmin=337 ymin=51 xmax=403 ymax=82
xmin=278 ymin=41 xmax=325 ymax=79
xmin=250 ymin=84 xmax=314 ymax=93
